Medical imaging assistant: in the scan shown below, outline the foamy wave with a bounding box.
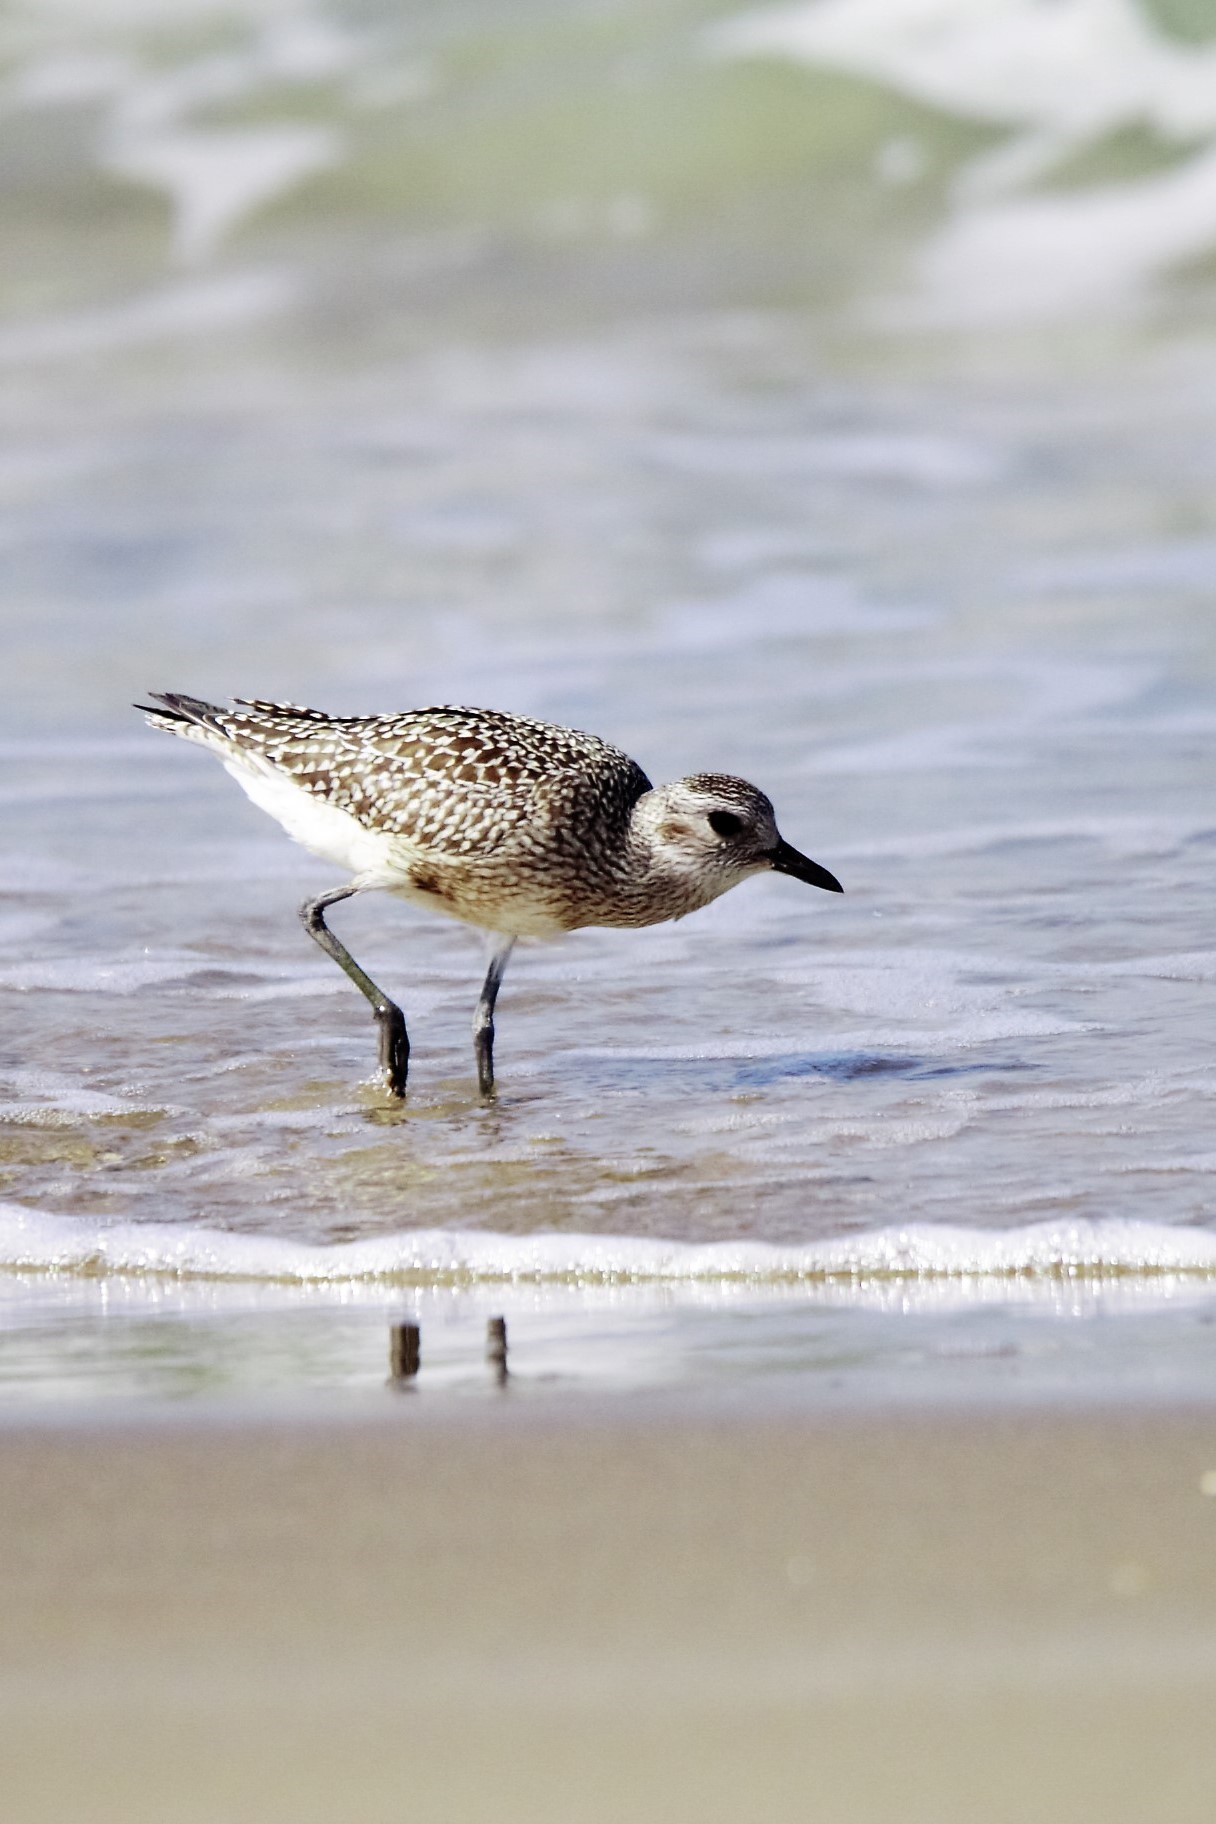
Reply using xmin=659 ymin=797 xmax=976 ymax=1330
xmin=2 ymin=1203 xmax=1215 ymax=1288
xmin=105 ymin=126 xmax=342 ymax=265
xmin=710 ymin=0 xmax=1216 ymax=322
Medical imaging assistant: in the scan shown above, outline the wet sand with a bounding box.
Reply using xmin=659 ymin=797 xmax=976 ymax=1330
xmin=4 ymin=1398 xmax=1216 ymax=1822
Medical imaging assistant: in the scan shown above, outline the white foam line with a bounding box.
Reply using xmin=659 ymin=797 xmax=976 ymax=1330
xmin=2 ymin=1204 xmax=1215 ymax=1289
xmin=105 ymin=125 xmax=341 ymax=265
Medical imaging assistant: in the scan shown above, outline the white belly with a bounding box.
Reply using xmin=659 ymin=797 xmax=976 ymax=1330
xmin=224 ymin=759 xmax=401 ymax=887
xmin=223 ymin=756 xmax=572 ymax=938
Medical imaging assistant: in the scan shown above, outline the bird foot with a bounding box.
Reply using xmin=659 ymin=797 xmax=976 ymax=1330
xmin=376 ymin=1003 xmax=409 ymax=1098
xmin=474 ymin=1030 xmax=496 ymax=1099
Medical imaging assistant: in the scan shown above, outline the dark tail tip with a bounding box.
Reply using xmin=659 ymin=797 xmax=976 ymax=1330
xmin=136 ymin=691 xmax=223 ymax=726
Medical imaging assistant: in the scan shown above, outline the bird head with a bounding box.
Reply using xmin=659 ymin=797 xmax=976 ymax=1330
xmin=633 ymin=773 xmax=843 ymax=904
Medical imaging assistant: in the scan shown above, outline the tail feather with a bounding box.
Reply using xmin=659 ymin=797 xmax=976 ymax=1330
xmin=137 ymin=692 xmax=248 ymax=764
xmin=137 ymin=693 xmax=329 ymax=731
xmin=136 ymin=691 xmax=229 ymax=730
xmin=136 ymin=692 xmax=335 ymax=775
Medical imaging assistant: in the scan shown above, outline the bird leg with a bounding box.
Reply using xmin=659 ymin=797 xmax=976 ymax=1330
xmin=473 ymin=938 xmax=516 ymax=1097
xmin=299 ymin=888 xmax=409 ymax=1097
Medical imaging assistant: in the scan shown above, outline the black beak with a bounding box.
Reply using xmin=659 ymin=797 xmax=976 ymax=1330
xmin=769 ymin=839 xmax=843 ymax=894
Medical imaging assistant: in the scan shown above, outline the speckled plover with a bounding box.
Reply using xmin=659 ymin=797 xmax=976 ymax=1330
xmin=140 ymin=694 xmax=843 ymax=1096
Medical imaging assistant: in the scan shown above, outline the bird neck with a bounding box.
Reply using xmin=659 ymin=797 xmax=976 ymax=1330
xmin=591 ymin=789 xmax=726 ymax=929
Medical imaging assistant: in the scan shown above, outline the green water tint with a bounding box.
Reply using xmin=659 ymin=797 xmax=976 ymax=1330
xmin=4 ymin=0 xmax=1215 ymax=339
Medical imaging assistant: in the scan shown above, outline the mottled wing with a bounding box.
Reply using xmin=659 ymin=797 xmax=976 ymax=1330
xmin=175 ymin=699 xmax=650 ymax=860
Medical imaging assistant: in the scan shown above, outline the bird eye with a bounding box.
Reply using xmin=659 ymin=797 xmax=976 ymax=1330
xmin=707 ymin=810 xmax=744 ymax=839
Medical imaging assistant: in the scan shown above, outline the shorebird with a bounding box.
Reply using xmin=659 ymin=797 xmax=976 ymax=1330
xmin=139 ymin=694 xmax=843 ymax=1097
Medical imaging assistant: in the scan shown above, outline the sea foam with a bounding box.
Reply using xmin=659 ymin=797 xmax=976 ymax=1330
xmin=2 ymin=1201 xmax=1215 ymax=1289
xmin=709 ymin=0 xmax=1216 ymax=322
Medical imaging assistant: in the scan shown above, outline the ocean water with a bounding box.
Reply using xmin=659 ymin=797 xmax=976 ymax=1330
xmin=1 ymin=0 xmax=1214 ymax=1406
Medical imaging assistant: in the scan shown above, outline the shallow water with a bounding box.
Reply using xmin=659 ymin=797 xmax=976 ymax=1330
xmin=1 ymin=0 xmax=1214 ymax=1402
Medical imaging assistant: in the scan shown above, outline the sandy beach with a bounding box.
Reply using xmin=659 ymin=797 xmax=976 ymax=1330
xmin=4 ymin=1397 xmax=1216 ymax=1822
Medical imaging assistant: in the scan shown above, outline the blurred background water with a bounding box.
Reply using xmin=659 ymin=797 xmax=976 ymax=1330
xmin=1 ymin=0 xmax=1214 ymax=1399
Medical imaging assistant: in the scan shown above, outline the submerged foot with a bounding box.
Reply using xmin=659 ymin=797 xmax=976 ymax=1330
xmin=474 ymin=1027 xmax=496 ymax=1099
xmin=376 ymin=1002 xmax=410 ymax=1098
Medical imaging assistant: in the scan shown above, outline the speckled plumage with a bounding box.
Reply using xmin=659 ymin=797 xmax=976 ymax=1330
xmin=140 ymin=692 xmax=843 ymax=1095
xmin=169 ymin=698 xmax=648 ymax=850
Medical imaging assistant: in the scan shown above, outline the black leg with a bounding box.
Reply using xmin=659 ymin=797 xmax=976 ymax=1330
xmin=473 ymin=938 xmax=516 ymax=1097
xmin=300 ymin=888 xmax=409 ymax=1097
